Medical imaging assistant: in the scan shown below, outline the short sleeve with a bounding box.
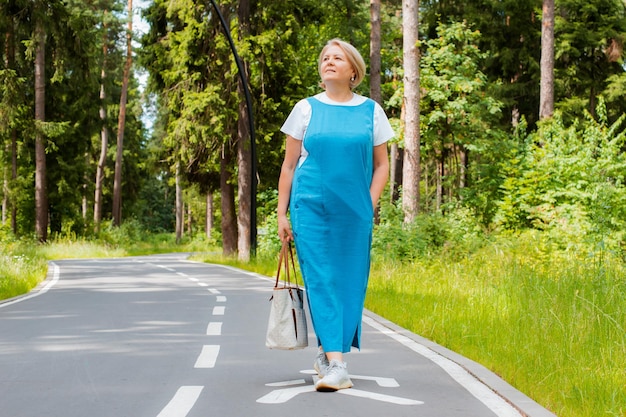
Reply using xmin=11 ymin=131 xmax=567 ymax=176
xmin=280 ymin=99 xmax=312 ymax=140
xmin=373 ymin=102 xmax=395 ymax=146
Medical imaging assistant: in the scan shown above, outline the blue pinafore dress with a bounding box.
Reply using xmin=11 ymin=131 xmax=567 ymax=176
xmin=290 ymin=97 xmax=376 ymax=353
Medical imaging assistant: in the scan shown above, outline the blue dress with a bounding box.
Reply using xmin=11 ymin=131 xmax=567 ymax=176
xmin=290 ymin=97 xmax=376 ymax=353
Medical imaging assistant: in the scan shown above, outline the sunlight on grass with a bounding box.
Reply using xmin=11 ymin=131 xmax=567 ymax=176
xmin=365 ymin=236 xmax=626 ymax=417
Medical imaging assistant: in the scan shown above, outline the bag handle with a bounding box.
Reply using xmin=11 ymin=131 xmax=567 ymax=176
xmin=274 ymin=240 xmax=299 ymax=289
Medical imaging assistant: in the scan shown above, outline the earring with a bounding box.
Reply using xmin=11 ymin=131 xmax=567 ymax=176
xmin=350 ymin=76 xmax=356 ymax=82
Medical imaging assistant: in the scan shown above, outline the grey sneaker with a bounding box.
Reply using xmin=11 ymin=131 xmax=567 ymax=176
xmin=315 ymin=359 xmax=353 ymax=392
xmin=313 ymin=348 xmax=330 ymax=377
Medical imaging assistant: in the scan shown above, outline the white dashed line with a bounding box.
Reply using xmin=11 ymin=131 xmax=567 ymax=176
xmin=188 ymin=277 xmax=199 ymax=282
xmin=212 ymin=306 xmax=225 ymax=316
xmin=197 ymin=283 xmax=208 ymax=287
xmin=206 ymin=322 xmax=222 ymax=336
xmin=216 ymin=296 xmax=227 ymax=302
xmin=208 ymin=288 xmax=220 ymax=294
xmin=194 ymin=345 xmax=220 ymax=368
xmin=157 ymin=386 xmax=203 ymax=417
xmin=156 ymin=265 xmax=176 ymax=272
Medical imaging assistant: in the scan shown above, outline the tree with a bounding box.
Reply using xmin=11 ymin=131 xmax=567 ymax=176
xmin=402 ymin=0 xmax=420 ymax=222
xmin=33 ymin=7 xmax=47 ymax=242
xmin=419 ymin=22 xmax=505 ymax=220
xmin=94 ymin=11 xmax=110 ymax=232
xmin=554 ymin=0 xmax=626 ymax=120
xmin=112 ymin=0 xmax=133 ymax=226
xmin=539 ymin=0 xmax=555 ymax=119
xmin=236 ymin=0 xmax=253 ymax=260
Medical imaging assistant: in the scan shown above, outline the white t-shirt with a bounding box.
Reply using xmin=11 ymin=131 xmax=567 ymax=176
xmin=280 ymin=92 xmax=395 ymax=164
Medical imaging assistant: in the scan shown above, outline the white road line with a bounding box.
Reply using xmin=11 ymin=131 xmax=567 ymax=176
xmin=156 ymin=265 xmax=176 ymax=272
xmin=194 ymin=345 xmax=220 ymax=368
xmin=206 ymin=322 xmax=222 ymax=336
xmin=0 ymin=263 xmax=60 ymax=308
xmin=176 ymin=272 xmax=187 ymax=277
xmin=338 ymin=388 xmax=424 ymax=405
xmin=216 ymin=295 xmax=227 ymax=302
xmin=212 ymin=306 xmax=225 ymax=316
xmin=197 ymin=282 xmax=208 ymax=287
xmin=156 ymin=386 xmax=203 ymax=417
xmin=208 ymin=288 xmax=221 ymax=294
xmin=188 ymin=277 xmax=199 ymax=282
xmin=362 ymin=316 xmax=522 ymax=417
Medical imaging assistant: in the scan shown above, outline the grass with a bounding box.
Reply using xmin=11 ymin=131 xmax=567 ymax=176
xmin=365 ymin=234 xmax=626 ymax=417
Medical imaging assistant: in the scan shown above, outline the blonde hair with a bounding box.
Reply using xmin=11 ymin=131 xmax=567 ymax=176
xmin=318 ymin=38 xmax=366 ymax=90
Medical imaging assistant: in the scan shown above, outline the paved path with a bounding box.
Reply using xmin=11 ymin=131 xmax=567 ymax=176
xmin=0 ymin=254 xmax=556 ymax=417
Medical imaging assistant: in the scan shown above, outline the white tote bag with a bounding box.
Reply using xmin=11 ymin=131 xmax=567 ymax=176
xmin=265 ymin=241 xmax=308 ymax=350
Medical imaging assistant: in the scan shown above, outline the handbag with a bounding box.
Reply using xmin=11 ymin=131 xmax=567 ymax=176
xmin=265 ymin=241 xmax=308 ymax=350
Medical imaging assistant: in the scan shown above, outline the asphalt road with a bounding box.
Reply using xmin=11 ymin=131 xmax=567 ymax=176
xmin=0 ymin=254 xmax=556 ymax=417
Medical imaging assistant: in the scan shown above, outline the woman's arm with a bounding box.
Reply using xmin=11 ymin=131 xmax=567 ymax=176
xmin=370 ymin=143 xmax=389 ymax=209
xmin=277 ymin=135 xmax=302 ymax=242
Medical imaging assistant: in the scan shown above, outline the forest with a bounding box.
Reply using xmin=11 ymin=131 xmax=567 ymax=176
xmin=1 ymin=0 xmax=625 ymax=259
xmin=1 ymin=1 xmax=625 ymax=416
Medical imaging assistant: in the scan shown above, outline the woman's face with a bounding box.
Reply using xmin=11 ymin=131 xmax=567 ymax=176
xmin=320 ymin=45 xmax=355 ymax=87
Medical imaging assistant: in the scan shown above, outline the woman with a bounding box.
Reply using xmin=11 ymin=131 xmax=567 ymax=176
xmin=277 ymin=39 xmax=394 ymax=392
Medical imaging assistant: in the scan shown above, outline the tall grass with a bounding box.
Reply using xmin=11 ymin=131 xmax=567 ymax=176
xmin=366 ymin=232 xmax=626 ymax=417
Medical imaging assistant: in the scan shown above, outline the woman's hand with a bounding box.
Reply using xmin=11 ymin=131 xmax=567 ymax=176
xmin=277 ymin=215 xmax=293 ymax=242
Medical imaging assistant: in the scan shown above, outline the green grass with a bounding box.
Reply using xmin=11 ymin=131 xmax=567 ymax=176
xmin=365 ymin=234 xmax=626 ymax=417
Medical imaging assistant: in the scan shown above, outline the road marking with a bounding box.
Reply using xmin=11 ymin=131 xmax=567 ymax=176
xmin=266 ymin=379 xmax=306 ymax=386
xmin=194 ymin=345 xmax=220 ymax=368
xmin=188 ymin=277 xmax=199 ymax=282
xmin=212 ymin=306 xmax=225 ymax=316
xmin=0 ymin=263 xmax=60 ymax=308
xmin=206 ymin=322 xmax=222 ymax=336
xmin=362 ymin=316 xmax=522 ymax=416
xmin=257 ymin=384 xmax=315 ymax=403
xmin=197 ymin=282 xmax=208 ymax=287
xmin=156 ymin=265 xmax=176 ymax=272
xmin=216 ymin=295 xmax=227 ymax=302
xmin=208 ymin=288 xmax=221 ymax=294
xmin=300 ymin=370 xmax=399 ymax=387
xmin=157 ymin=386 xmax=203 ymax=417
xmin=257 ymin=372 xmax=422 ymax=405
xmin=339 ymin=388 xmax=423 ymax=405
xmin=176 ymin=272 xmax=187 ymax=278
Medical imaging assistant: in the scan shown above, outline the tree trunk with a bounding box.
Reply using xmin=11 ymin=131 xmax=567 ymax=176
xmin=175 ymin=163 xmax=183 ymax=244
xmin=236 ymin=0 xmax=252 ymax=261
xmin=370 ymin=0 xmax=383 ymax=223
xmin=401 ymin=0 xmax=421 ymax=223
xmin=221 ymin=145 xmax=238 ymax=256
xmin=112 ymin=0 xmax=132 ymax=226
xmin=34 ymin=17 xmax=48 ymax=242
xmin=389 ymin=143 xmax=403 ymax=203
xmin=187 ymin=202 xmax=192 ymax=235
xmin=94 ymin=16 xmax=109 ymax=232
xmin=3 ymin=23 xmax=18 ymax=232
xmin=205 ymin=192 xmax=213 ymax=240
xmin=539 ymin=0 xmax=555 ymax=119
xmin=370 ymin=0 xmax=382 ymax=105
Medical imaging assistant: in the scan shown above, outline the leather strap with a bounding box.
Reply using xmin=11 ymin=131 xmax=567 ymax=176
xmin=274 ymin=241 xmax=299 ymax=289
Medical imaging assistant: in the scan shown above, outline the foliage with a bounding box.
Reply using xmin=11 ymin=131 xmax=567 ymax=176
xmin=496 ymin=98 xmax=626 ymax=256
xmin=419 ymin=21 xmax=510 ymax=221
